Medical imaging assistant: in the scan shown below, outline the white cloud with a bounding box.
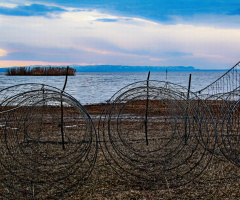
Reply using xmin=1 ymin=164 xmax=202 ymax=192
xmin=0 ymin=8 xmax=240 ymax=68
xmin=0 ymin=49 xmax=7 ymax=56
xmin=0 ymin=3 xmax=18 ymax=8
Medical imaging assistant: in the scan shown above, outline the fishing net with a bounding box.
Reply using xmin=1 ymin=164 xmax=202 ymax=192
xmin=99 ymin=80 xmax=215 ymax=188
xmin=0 ymin=84 xmax=97 ymax=199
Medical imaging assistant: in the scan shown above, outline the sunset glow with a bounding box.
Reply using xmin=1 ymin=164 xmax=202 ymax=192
xmin=0 ymin=60 xmax=94 ymax=68
xmin=0 ymin=49 xmax=7 ymax=57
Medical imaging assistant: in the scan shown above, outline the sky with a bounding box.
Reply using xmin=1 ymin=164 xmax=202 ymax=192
xmin=0 ymin=0 xmax=240 ymax=69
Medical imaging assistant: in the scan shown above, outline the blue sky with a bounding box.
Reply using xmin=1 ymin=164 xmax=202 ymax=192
xmin=0 ymin=0 xmax=240 ymax=69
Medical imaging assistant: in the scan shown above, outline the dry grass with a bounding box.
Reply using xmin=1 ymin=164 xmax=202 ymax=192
xmin=77 ymin=102 xmax=240 ymax=200
xmin=5 ymin=66 xmax=76 ymax=76
xmin=0 ymin=102 xmax=240 ymax=199
xmin=70 ymin=153 xmax=240 ymax=199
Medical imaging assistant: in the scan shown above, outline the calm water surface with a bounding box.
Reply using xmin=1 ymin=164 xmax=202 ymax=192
xmin=0 ymin=71 xmax=226 ymax=105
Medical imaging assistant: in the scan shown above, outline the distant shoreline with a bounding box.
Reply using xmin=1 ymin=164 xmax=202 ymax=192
xmin=0 ymin=67 xmax=228 ymax=73
xmin=6 ymin=74 xmax=75 ymax=76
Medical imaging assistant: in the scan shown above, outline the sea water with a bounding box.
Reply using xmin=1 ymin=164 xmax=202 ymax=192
xmin=0 ymin=71 xmax=226 ymax=105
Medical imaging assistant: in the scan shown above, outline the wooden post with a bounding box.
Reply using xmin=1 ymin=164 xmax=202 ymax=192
xmin=61 ymin=66 xmax=69 ymax=150
xmin=145 ymin=71 xmax=150 ymax=146
xmin=187 ymin=74 xmax=192 ymax=99
xmin=184 ymin=73 xmax=192 ymax=144
xmin=166 ymin=68 xmax=168 ymax=80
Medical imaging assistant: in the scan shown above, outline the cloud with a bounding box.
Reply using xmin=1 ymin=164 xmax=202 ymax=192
xmin=0 ymin=51 xmax=54 ymax=61
xmin=164 ymin=52 xmax=193 ymax=57
xmin=0 ymin=5 xmax=240 ymax=68
xmin=0 ymin=60 xmax=83 ymax=68
xmin=0 ymin=3 xmax=66 ymax=17
xmin=1 ymin=1 xmax=240 ymax=26
xmin=25 ymin=0 xmax=240 ymax=23
xmin=0 ymin=49 xmax=7 ymax=56
xmin=0 ymin=2 xmax=18 ymax=8
xmin=149 ymin=57 xmax=166 ymax=61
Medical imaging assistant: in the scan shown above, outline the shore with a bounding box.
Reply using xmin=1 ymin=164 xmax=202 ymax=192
xmin=0 ymin=102 xmax=240 ymax=199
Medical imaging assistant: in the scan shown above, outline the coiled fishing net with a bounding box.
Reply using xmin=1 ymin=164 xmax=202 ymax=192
xmin=196 ymin=62 xmax=240 ymax=164
xmin=217 ymin=88 xmax=240 ymax=166
xmin=0 ymin=84 xmax=97 ymax=199
xmin=99 ymin=80 xmax=215 ymax=188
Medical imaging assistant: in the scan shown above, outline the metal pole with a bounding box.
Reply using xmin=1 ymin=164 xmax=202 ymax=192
xmin=145 ymin=71 xmax=150 ymax=146
xmin=61 ymin=66 xmax=69 ymax=150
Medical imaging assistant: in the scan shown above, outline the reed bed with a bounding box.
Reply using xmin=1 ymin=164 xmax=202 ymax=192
xmin=5 ymin=66 xmax=76 ymax=76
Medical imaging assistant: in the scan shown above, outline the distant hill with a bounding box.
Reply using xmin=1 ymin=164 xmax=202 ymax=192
xmin=71 ymin=65 xmax=197 ymax=72
xmin=1 ymin=65 xmax=226 ymax=73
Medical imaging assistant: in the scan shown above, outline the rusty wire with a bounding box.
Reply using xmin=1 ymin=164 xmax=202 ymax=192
xmin=215 ymin=88 xmax=240 ymax=166
xmin=0 ymin=84 xmax=97 ymax=199
xmin=195 ymin=62 xmax=240 ymax=165
xmin=98 ymin=80 xmax=215 ymax=189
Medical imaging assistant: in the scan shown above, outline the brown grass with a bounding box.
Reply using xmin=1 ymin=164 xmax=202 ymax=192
xmin=0 ymin=101 xmax=240 ymax=199
xmin=5 ymin=66 xmax=76 ymax=76
xmin=78 ymin=101 xmax=240 ymax=199
xmin=70 ymin=152 xmax=240 ymax=199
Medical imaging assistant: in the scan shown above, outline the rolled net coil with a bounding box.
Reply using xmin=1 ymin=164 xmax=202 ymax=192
xmin=218 ymin=87 xmax=240 ymax=166
xmin=0 ymin=85 xmax=97 ymax=199
xmin=98 ymin=80 xmax=215 ymax=188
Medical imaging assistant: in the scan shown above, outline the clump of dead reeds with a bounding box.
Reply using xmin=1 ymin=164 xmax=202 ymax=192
xmin=5 ymin=66 xmax=76 ymax=76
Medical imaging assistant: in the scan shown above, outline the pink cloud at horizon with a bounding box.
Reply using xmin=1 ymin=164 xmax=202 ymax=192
xmin=0 ymin=60 xmax=98 ymax=68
